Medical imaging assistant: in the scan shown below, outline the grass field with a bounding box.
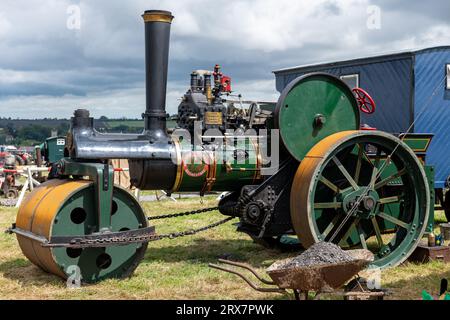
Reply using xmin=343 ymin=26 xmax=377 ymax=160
xmin=102 ymin=119 xmax=177 ymax=130
xmin=102 ymin=120 xmax=144 ymax=128
xmin=0 ymin=196 xmax=449 ymax=300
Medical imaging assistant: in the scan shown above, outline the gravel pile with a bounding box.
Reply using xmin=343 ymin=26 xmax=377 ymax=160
xmin=271 ymin=242 xmax=356 ymax=270
xmin=0 ymin=199 xmax=18 ymax=207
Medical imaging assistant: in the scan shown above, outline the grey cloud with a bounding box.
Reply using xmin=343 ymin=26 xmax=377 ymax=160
xmin=0 ymin=0 xmax=448 ymax=118
xmin=369 ymin=0 xmax=450 ymax=23
xmin=312 ymin=0 xmax=343 ymax=17
xmin=0 ymin=82 xmax=86 ymax=97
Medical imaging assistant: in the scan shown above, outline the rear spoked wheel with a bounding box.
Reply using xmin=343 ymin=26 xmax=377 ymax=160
xmin=291 ymin=131 xmax=430 ymax=269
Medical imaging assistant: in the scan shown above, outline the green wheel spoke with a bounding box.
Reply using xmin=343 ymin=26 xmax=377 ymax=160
xmin=357 ymin=223 xmax=368 ymax=250
xmin=378 ymin=195 xmax=401 ymax=204
xmin=369 ymin=149 xmax=382 ymax=187
xmin=318 ymin=175 xmax=340 ymax=193
xmin=371 ymin=217 xmax=384 ymax=248
xmin=320 ymin=215 xmax=341 ymax=239
xmin=373 ymin=148 xmax=382 ymax=168
xmin=314 ymin=202 xmax=342 ymax=209
xmin=354 ymin=143 xmax=364 ymax=184
xmin=370 ymin=167 xmax=379 ymax=188
xmin=338 ymin=218 xmax=360 ymax=245
xmin=362 ymin=150 xmax=375 ymax=169
xmin=374 ymin=168 xmax=406 ymax=189
xmin=332 ymin=156 xmax=359 ymax=190
xmin=378 ymin=212 xmax=409 ymax=229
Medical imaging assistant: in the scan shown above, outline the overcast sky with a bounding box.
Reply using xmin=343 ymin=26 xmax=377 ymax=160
xmin=0 ymin=0 xmax=449 ymax=119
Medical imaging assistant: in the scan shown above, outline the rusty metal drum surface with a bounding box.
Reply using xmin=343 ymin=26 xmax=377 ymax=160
xmin=16 ymin=179 xmax=148 ymax=282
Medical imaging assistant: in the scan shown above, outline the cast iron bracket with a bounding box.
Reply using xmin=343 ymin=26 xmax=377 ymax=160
xmin=54 ymin=158 xmax=114 ymax=232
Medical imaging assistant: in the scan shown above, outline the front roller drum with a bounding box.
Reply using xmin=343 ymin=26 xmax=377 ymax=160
xmin=290 ymin=130 xmax=430 ymax=269
xmin=16 ymin=179 xmax=148 ymax=283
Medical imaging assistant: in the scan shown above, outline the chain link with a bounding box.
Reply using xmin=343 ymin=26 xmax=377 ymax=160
xmin=41 ymin=205 xmax=232 ymax=248
xmin=155 ymin=217 xmax=234 ymax=240
xmin=64 ymin=215 xmax=234 ymax=247
xmin=147 ymin=206 xmax=219 ymax=220
xmin=146 ymin=206 xmax=232 ymax=243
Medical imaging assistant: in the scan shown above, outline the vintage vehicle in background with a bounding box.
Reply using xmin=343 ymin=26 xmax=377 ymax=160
xmin=0 ymin=154 xmax=21 ymax=199
xmin=35 ymin=136 xmax=66 ymax=167
xmin=0 ymin=145 xmax=32 ymax=167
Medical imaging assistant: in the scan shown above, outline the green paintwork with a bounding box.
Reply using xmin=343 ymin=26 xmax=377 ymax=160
xmin=38 ymin=136 xmax=66 ymax=164
xmin=60 ymin=159 xmax=114 ymax=231
xmin=51 ymin=184 xmax=147 ymax=283
xmin=359 ymin=161 xmax=434 ymax=234
xmin=176 ymin=138 xmax=260 ymax=192
xmin=424 ymin=166 xmax=435 ymax=233
xmin=341 ymin=188 xmax=380 ymax=219
xmin=276 ymin=74 xmax=360 ymax=161
xmin=404 ymin=139 xmax=430 ymax=152
xmin=401 ymin=134 xmax=433 ymax=153
xmin=309 ymin=131 xmax=429 ymax=269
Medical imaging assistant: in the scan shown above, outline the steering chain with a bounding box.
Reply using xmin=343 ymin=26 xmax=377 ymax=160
xmin=7 ymin=205 xmax=236 ymax=248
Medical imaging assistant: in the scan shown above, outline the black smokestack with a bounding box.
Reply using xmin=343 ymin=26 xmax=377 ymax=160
xmin=142 ymin=10 xmax=174 ymax=134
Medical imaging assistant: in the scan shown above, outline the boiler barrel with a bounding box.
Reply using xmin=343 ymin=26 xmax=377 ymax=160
xmin=129 ymin=138 xmax=261 ymax=192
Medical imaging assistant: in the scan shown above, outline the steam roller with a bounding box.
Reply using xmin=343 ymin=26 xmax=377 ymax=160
xmin=9 ymin=9 xmax=434 ymax=283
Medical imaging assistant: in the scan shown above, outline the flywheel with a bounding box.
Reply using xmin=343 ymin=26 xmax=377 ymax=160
xmin=275 ymin=73 xmax=360 ymax=161
xmin=16 ymin=179 xmax=148 ymax=283
xmin=290 ymin=130 xmax=430 ymax=269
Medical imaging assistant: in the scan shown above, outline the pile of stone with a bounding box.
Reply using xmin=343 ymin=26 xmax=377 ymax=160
xmin=271 ymin=242 xmax=356 ymax=270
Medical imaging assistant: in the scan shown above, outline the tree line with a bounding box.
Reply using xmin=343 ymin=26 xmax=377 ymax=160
xmin=0 ymin=118 xmax=146 ymax=146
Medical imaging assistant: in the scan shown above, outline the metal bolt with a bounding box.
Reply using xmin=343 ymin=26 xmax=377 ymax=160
xmin=314 ymin=114 xmax=326 ymax=127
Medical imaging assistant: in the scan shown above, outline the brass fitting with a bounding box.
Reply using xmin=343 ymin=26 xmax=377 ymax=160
xmin=142 ymin=10 xmax=174 ymax=24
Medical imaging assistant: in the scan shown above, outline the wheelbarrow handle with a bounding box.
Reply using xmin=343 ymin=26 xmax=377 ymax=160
xmin=209 ymin=263 xmax=285 ymax=293
xmin=217 ymin=259 xmax=275 ymax=285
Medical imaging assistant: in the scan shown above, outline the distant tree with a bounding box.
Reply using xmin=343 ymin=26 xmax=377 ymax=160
xmin=5 ymin=122 xmax=17 ymax=138
xmin=112 ymin=125 xmax=130 ymax=133
xmin=17 ymin=125 xmax=51 ymax=143
xmin=99 ymin=116 xmax=109 ymax=120
xmin=57 ymin=122 xmax=70 ymax=135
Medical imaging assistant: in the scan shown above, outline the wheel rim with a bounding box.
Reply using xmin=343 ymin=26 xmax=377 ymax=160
xmin=291 ymin=130 xmax=430 ymax=269
xmin=16 ymin=180 xmax=148 ymax=282
xmin=6 ymin=189 xmax=18 ymax=199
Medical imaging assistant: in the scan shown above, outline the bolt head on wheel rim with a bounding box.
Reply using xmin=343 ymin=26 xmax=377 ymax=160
xmin=290 ymin=130 xmax=430 ymax=269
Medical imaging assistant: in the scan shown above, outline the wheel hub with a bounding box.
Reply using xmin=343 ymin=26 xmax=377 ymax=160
xmin=341 ymin=188 xmax=379 ymax=219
